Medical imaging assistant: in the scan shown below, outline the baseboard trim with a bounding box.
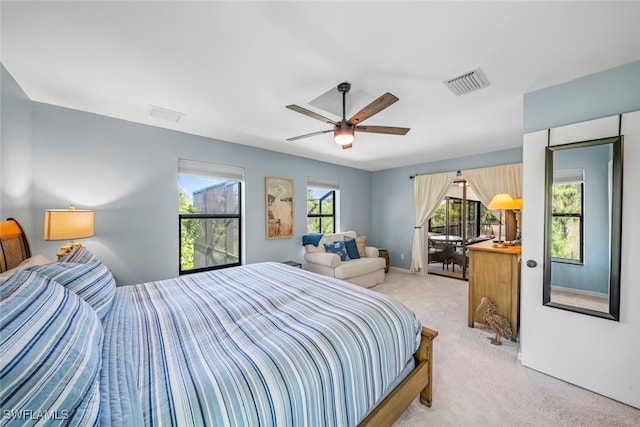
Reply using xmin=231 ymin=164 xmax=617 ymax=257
xmin=389 ymin=266 xmax=413 ymax=274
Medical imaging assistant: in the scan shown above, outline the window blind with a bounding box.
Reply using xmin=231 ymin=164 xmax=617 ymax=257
xmin=307 ymin=176 xmax=339 ymax=190
xmin=178 ymin=159 xmax=244 ymax=181
xmin=554 ymin=168 xmax=584 ymax=184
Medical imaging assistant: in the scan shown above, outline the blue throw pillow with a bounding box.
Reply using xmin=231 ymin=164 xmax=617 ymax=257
xmin=302 ymin=233 xmax=324 ymax=247
xmin=344 ymin=238 xmax=361 ymax=259
xmin=324 ymin=241 xmax=348 ymax=261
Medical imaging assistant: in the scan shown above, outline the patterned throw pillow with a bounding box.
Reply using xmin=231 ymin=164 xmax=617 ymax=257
xmin=356 ymin=236 xmax=367 ymax=257
xmin=324 ymin=241 xmax=349 ymax=261
xmin=344 ymin=238 xmax=361 ymax=259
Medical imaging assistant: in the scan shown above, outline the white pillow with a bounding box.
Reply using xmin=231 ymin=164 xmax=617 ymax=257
xmin=0 ymin=255 xmax=53 ymax=284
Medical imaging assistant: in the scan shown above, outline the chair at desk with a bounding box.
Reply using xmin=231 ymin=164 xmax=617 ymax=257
xmin=451 ymin=248 xmax=468 ymax=272
xmin=428 ymin=240 xmax=454 ymax=270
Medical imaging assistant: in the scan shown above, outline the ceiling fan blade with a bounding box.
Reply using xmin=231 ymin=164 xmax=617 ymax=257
xmin=286 ymin=129 xmax=333 ymax=141
xmin=355 ymin=125 xmax=410 ymax=135
xmin=286 ymin=105 xmax=338 ymax=125
xmin=347 ymin=93 xmax=399 ymax=125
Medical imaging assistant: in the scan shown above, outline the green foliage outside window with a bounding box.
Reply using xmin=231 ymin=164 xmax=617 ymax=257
xmin=430 ymin=200 xmax=458 ymax=234
xmin=430 ymin=197 xmax=497 ymax=236
xmin=551 ymin=183 xmax=582 ymax=261
xmin=179 ymin=180 xmax=241 ymax=273
xmin=307 ymin=189 xmax=335 ymax=234
xmin=179 ymin=190 xmax=199 ymax=270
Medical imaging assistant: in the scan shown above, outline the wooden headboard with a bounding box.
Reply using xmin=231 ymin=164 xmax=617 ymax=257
xmin=0 ymin=218 xmax=32 ymax=273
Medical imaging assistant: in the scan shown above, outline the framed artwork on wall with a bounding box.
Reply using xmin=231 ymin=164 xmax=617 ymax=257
xmin=265 ymin=176 xmax=294 ymax=239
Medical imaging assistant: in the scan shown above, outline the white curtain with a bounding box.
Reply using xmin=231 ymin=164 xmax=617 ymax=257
xmin=462 ymin=163 xmax=523 ymax=239
xmin=461 ymin=163 xmax=522 ymax=206
xmin=410 ymin=171 xmax=457 ymax=273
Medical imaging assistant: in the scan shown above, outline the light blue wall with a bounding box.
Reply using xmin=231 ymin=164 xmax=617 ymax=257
xmin=28 ymin=104 xmax=373 ymax=285
xmin=524 ymin=60 xmax=640 ymax=133
xmin=1 ymin=65 xmax=34 ymax=236
xmin=371 ymin=147 xmax=522 ymax=270
xmin=1 ymin=64 xmax=374 ymax=285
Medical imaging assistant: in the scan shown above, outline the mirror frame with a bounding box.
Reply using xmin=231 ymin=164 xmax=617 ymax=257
xmin=543 ymin=135 xmax=623 ymax=321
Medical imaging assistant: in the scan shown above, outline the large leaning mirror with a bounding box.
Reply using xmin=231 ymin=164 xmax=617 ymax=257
xmin=543 ymin=136 xmax=623 ymax=320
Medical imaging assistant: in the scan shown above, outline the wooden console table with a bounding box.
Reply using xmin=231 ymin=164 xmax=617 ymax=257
xmin=467 ymin=240 xmax=521 ymax=341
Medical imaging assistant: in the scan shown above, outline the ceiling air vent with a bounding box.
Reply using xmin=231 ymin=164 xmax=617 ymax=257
xmin=148 ymin=105 xmax=185 ymax=122
xmin=443 ymin=68 xmax=490 ymax=96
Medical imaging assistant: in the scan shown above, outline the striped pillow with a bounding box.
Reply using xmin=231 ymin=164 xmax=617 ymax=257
xmin=58 ymin=246 xmax=96 ymax=264
xmin=0 ymin=270 xmax=103 ymax=425
xmin=0 ymin=255 xmax=53 ymax=285
xmin=28 ymin=259 xmax=116 ymax=322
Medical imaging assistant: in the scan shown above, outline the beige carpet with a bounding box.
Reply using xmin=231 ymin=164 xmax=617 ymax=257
xmin=370 ymin=270 xmax=640 ymax=426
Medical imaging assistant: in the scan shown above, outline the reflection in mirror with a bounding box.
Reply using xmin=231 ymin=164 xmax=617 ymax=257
xmin=543 ymin=136 xmax=623 ymax=320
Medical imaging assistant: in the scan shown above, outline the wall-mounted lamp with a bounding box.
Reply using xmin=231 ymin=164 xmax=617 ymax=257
xmin=44 ymin=205 xmax=94 ymax=259
xmin=487 ymin=193 xmax=519 ymax=246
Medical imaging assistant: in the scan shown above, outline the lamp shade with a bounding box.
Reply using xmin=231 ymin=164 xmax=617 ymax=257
xmin=487 ymin=193 xmax=516 ymax=210
xmin=513 ymin=198 xmax=523 ymax=211
xmin=44 ymin=209 xmax=94 ymax=241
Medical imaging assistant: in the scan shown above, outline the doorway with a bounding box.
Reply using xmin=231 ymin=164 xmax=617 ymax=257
xmin=427 ymin=179 xmax=497 ymax=280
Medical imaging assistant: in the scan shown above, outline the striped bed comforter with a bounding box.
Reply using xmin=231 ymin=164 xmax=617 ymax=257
xmin=100 ymin=262 xmax=422 ymax=426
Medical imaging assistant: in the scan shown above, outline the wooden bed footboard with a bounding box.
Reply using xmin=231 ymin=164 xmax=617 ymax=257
xmin=359 ymin=326 xmax=438 ymax=427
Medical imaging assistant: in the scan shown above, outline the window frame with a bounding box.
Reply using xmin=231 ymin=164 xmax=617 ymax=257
xmin=306 ymin=177 xmax=339 ymax=234
xmin=178 ymin=160 xmax=243 ymax=275
xmin=307 ymin=188 xmax=336 ymax=234
xmin=550 ymin=181 xmax=584 ymax=264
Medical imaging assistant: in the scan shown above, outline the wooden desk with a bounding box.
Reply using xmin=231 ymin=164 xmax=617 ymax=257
xmin=467 ymin=240 xmax=521 ymax=341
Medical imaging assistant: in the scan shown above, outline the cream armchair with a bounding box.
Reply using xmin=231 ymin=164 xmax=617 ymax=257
xmin=303 ymin=231 xmax=385 ymax=288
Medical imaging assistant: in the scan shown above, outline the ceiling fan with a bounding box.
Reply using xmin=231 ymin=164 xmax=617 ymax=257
xmin=286 ymin=82 xmax=410 ymax=150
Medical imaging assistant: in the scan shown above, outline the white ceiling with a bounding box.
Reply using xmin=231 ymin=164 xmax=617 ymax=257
xmin=2 ymin=1 xmax=639 ymax=171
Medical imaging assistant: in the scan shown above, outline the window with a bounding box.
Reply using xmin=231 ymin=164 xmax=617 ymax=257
xmin=551 ymin=168 xmax=584 ymax=263
xmin=429 ymin=197 xmax=461 ymax=235
xmin=307 ymin=177 xmax=338 ymax=234
xmin=429 ymin=196 xmax=497 ymax=238
xmin=178 ymin=160 xmax=243 ymax=274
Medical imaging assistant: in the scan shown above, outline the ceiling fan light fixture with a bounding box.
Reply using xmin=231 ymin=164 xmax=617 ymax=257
xmin=334 ymin=127 xmax=354 ymax=145
xmin=286 ymin=81 xmax=408 ymax=147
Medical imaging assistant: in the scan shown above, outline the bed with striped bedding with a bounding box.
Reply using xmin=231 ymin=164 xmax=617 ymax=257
xmin=1 ymin=223 xmax=436 ymax=427
xmin=102 ymin=262 xmax=423 ymax=426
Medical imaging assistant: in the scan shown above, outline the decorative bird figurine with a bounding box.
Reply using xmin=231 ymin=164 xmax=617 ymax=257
xmin=475 ymin=297 xmax=513 ymax=345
